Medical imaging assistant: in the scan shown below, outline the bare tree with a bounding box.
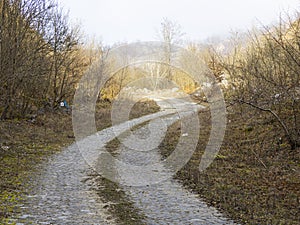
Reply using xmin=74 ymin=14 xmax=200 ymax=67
xmin=43 ymin=6 xmax=83 ymax=108
xmin=0 ymin=0 xmax=55 ymax=118
xmin=155 ymin=18 xmax=184 ymax=87
xmin=0 ymin=0 xmax=87 ymax=118
xmin=220 ymin=13 xmax=300 ymax=149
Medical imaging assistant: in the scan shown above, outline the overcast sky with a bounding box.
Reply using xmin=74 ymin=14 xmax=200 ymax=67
xmin=58 ymin=0 xmax=299 ymax=45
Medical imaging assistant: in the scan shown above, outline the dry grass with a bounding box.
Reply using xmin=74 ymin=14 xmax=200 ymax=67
xmin=159 ymin=105 xmax=300 ymax=224
xmin=0 ymin=110 xmax=74 ymax=221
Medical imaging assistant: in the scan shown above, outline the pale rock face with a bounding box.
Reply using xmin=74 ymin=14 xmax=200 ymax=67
xmin=219 ymin=73 xmax=230 ymax=89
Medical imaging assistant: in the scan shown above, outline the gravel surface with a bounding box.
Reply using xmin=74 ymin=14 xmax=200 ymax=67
xmin=113 ymin=99 xmax=237 ymax=224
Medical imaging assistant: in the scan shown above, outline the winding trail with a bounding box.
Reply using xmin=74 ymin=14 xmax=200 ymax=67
xmin=14 ymin=97 xmax=237 ymax=224
xmin=111 ymin=98 xmax=236 ymax=224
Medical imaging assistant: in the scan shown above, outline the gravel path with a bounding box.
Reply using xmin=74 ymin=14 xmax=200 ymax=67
xmin=13 ymin=98 xmax=237 ymax=224
xmin=14 ymin=144 xmax=114 ymax=225
xmin=113 ymin=100 xmax=237 ymax=224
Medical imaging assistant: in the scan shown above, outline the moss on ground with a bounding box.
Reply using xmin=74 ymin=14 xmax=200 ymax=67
xmin=0 ymin=111 xmax=74 ymax=223
xmin=91 ymin=174 xmax=147 ymax=225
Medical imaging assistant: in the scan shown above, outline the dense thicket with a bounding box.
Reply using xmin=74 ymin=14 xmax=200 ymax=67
xmin=0 ymin=0 xmax=88 ymax=119
xmin=205 ymin=12 xmax=300 ymax=150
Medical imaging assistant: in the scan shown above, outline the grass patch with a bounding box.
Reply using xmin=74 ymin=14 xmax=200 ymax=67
xmin=129 ymin=99 xmax=160 ymax=120
xmin=90 ymin=174 xmax=147 ymax=225
xmin=0 ymin=111 xmax=74 ymax=223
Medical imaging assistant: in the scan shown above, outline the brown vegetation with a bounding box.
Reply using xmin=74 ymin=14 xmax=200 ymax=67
xmin=159 ymin=105 xmax=299 ymax=224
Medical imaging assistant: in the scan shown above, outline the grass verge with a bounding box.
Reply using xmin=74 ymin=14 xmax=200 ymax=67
xmin=159 ymin=105 xmax=300 ymax=224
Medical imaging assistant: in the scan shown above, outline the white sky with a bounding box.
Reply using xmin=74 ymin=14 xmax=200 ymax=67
xmin=58 ymin=0 xmax=299 ymax=45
